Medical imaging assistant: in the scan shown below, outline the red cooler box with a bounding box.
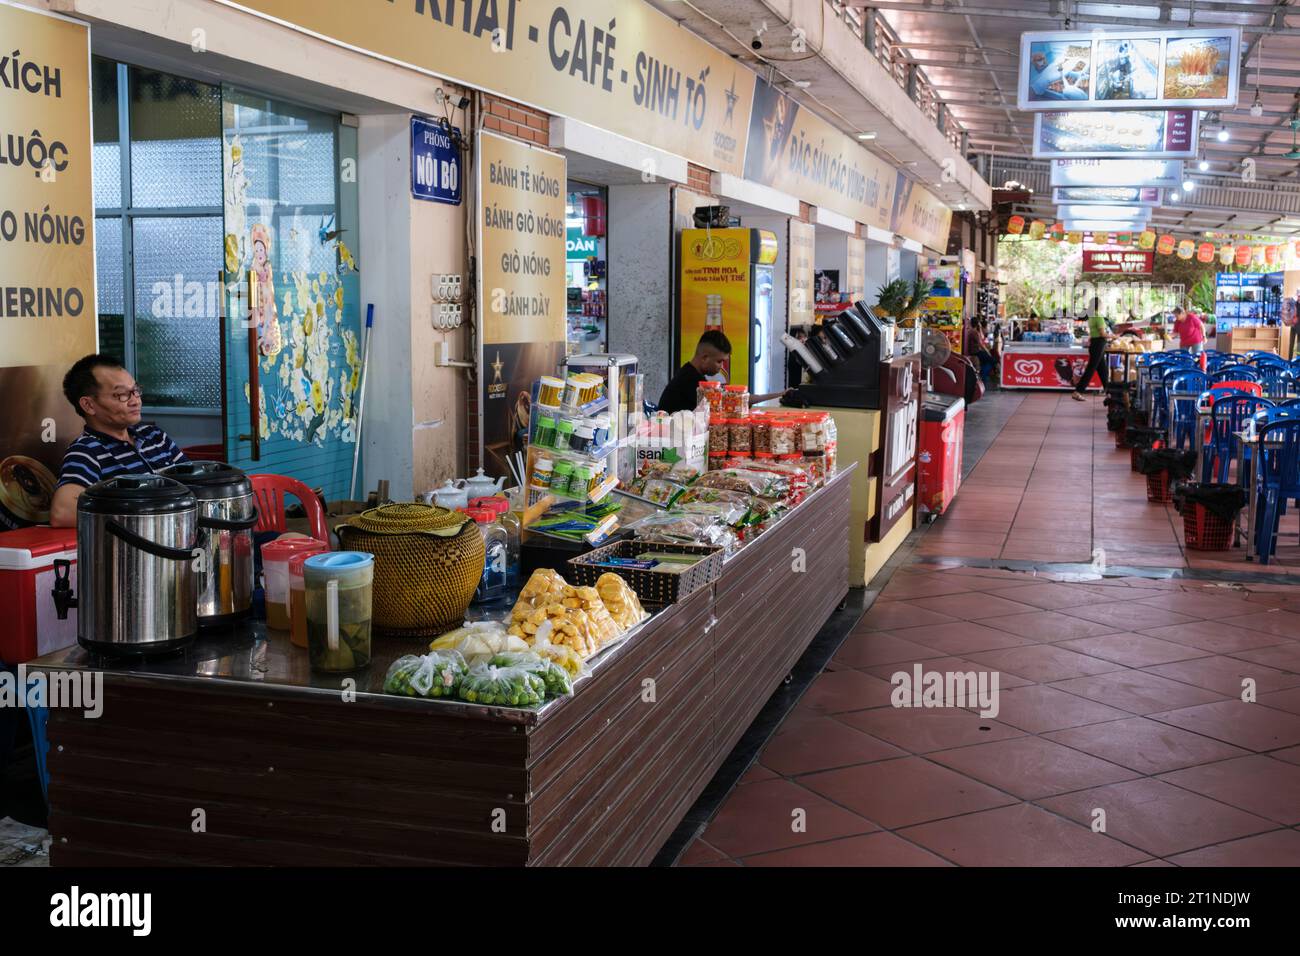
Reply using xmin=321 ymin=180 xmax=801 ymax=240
xmin=917 ymin=394 xmax=965 ymax=519
xmin=0 ymin=527 xmax=79 ymax=664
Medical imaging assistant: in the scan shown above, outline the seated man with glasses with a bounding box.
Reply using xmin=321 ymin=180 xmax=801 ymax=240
xmin=48 ymin=354 xmax=188 ymax=527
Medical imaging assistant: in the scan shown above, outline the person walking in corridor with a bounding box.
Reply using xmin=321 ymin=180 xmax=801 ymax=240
xmin=1072 ymin=301 xmax=1110 ymax=402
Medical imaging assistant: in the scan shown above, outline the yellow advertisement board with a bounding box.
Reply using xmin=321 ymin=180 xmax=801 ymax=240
xmin=223 ymin=0 xmax=754 ymax=176
xmin=893 ymin=177 xmax=954 ymax=252
xmin=679 ymin=228 xmax=752 ymax=388
xmin=0 ymin=2 xmax=95 ymax=528
xmin=845 ymin=237 xmax=867 ymax=301
xmin=478 ymin=131 xmax=567 ymax=346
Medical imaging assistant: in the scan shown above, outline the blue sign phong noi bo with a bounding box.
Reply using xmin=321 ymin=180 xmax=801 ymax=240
xmin=411 ymin=116 xmax=461 ymax=205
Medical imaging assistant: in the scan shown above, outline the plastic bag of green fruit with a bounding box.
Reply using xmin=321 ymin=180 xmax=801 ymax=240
xmin=383 ymin=650 xmax=468 ymax=699
xmin=488 ymin=652 xmax=574 ymax=698
xmin=458 ymin=663 xmax=546 ymax=708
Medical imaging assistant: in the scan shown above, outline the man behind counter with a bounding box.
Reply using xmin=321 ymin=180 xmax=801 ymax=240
xmin=48 ymin=354 xmax=187 ymax=527
xmin=657 ymin=330 xmax=789 ymax=414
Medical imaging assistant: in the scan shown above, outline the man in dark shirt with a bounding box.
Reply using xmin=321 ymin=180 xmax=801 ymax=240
xmin=658 ymin=330 xmax=789 ymax=414
xmin=49 ymin=354 xmax=187 ymax=527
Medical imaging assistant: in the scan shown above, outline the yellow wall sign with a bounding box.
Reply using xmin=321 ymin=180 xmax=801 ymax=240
xmin=744 ymin=77 xmax=898 ymax=231
xmin=0 ymin=2 xmax=95 ymax=528
xmin=223 ymin=0 xmax=754 ymax=176
xmin=845 ymin=237 xmax=867 ymax=300
xmin=477 ymin=131 xmax=566 ymax=346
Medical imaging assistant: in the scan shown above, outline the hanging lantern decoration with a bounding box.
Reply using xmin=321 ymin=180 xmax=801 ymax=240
xmin=1253 ymin=245 xmax=1268 ymax=265
xmin=1196 ymin=242 xmax=1215 ymax=263
xmin=1048 ymin=223 xmax=1064 ymax=242
xmin=1218 ymin=244 xmax=1235 ymax=265
xmin=1115 ymin=232 xmax=1131 ymax=245
xmin=1176 ymin=238 xmax=1195 ymax=259
xmin=1157 ymin=234 xmax=1176 ymax=255
xmin=1028 ymin=219 xmax=1046 ymax=239
xmin=1067 ymin=230 xmax=1083 ymax=244
xmin=1265 ymin=244 xmax=1280 ymax=265
xmin=1137 ymin=229 xmax=1156 ymax=250
xmin=1235 ymin=244 xmax=1252 ymax=266
xmin=1007 ymin=215 xmax=1025 ymax=235
xmin=1294 ymin=239 xmax=1300 ymax=259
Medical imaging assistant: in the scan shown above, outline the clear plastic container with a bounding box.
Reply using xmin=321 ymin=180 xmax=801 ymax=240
xmin=709 ymin=418 xmax=731 ymax=454
xmin=770 ymin=419 xmax=798 ymax=456
xmin=553 ymin=418 xmax=575 ymax=451
xmin=262 ymin=537 xmax=327 ymax=631
xmin=530 ymin=457 xmax=554 ymax=495
xmin=288 ymin=551 xmax=314 ymax=648
xmin=303 ymin=551 xmax=374 ymax=673
xmin=729 ymin=418 xmax=753 ymax=455
xmin=752 ymin=417 xmax=772 ymax=454
xmin=572 ymin=423 xmax=596 ymax=456
xmin=572 ymin=464 xmax=594 ymax=499
xmin=466 ymin=509 xmax=510 ymax=603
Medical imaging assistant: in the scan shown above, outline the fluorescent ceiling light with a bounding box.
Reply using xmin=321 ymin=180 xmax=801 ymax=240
xmin=857 ymin=131 xmax=877 ymax=140
xmin=1063 ymin=219 xmax=1152 ymax=232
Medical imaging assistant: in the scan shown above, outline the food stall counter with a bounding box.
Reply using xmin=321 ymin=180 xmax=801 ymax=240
xmin=32 ymin=467 xmax=854 ymax=867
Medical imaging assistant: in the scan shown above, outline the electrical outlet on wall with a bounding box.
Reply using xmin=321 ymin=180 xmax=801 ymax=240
xmin=431 ymin=273 xmax=465 ymax=303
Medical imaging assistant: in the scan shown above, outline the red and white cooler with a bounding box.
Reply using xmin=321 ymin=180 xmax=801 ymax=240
xmin=0 ymin=526 xmax=79 ymax=664
xmin=917 ymin=394 xmax=965 ymax=519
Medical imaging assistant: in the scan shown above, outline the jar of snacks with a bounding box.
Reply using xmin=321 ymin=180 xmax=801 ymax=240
xmin=722 ymin=384 xmax=749 ymax=417
xmin=709 ymin=418 xmax=731 ymax=454
xmin=801 ymin=415 xmax=825 ymax=453
xmin=708 ymin=450 xmax=729 ymax=471
xmin=572 ymin=464 xmax=594 ymax=500
xmin=802 ymin=453 xmax=826 ymax=486
xmin=729 ymin=417 xmax=753 ymax=455
xmin=752 ymin=417 xmax=772 ymax=454
xmin=553 ymin=418 xmax=575 ymax=451
xmin=770 ymin=419 xmax=798 ymax=456
xmin=697 ymin=380 xmax=723 ymax=410
xmin=572 ymin=422 xmax=596 ymax=456
xmin=538 ymin=375 xmax=564 ymax=409
xmin=550 ymin=459 xmax=574 ymax=496
xmin=533 ymin=414 xmax=556 ymax=448
xmin=562 ymin=375 xmax=585 ymax=408
xmin=530 ymin=458 xmax=554 ymax=500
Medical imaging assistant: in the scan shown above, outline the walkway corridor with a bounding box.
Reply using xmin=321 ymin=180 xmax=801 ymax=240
xmin=676 ymin=392 xmax=1300 ymax=867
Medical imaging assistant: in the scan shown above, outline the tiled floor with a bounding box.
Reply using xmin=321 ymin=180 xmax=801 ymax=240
xmin=677 ymin=391 xmax=1300 ymax=867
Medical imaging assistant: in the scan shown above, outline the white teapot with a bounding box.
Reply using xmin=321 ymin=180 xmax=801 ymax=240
xmin=462 ymin=467 xmax=506 ymax=499
xmin=425 ymin=479 xmax=469 ymax=511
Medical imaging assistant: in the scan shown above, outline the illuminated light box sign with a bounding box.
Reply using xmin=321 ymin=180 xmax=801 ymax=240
xmin=1064 ymin=219 xmax=1152 ymax=233
xmin=1018 ymin=28 xmax=1241 ymax=111
xmin=1033 ymin=109 xmax=1197 ymax=159
xmin=1050 ymin=158 xmax=1183 ymax=189
xmin=1052 ymin=186 xmax=1161 ymax=204
xmin=1058 ymin=204 xmax=1153 ymax=222
xmin=1082 ymin=250 xmax=1154 ymax=274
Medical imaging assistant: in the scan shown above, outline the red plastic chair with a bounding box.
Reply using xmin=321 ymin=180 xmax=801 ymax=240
xmin=1214 ymin=381 xmax=1264 ymax=398
xmin=249 ymin=474 xmax=329 ymax=543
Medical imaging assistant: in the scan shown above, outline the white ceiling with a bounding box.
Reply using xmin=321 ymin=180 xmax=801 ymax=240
xmin=856 ymin=0 xmax=1300 ymax=236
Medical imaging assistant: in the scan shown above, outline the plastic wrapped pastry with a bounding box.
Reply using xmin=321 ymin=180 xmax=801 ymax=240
xmin=596 ymin=572 xmax=648 ymax=630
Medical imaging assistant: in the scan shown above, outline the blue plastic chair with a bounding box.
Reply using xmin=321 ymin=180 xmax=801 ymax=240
xmin=1165 ymin=369 xmax=1210 ymax=450
xmin=1259 ymin=366 xmax=1298 ymax=400
xmin=1207 ymin=352 xmax=1246 ymax=371
xmin=1211 ymin=364 xmax=1263 ymax=384
xmin=1253 ymin=417 xmax=1300 ymax=565
xmin=1206 ymin=394 xmax=1274 ymax=483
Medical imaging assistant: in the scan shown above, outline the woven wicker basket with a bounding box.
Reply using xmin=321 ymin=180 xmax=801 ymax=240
xmin=335 ymin=503 xmax=485 ymax=638
xmin=568 ymin=540 xmax=723 ymax=607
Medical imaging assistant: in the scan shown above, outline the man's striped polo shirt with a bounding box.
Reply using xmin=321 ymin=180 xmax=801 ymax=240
xmin=57 ymin=423 xmax=188 ymax=488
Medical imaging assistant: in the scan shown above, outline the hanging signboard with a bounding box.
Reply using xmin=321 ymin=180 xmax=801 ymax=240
xmin=222 ymin=0 xmax=756 ymax=177
xmin=1064 ymin=219 xmax=1151 ymax=233
xmin=0 ymin=2 xmax=96 ymax=529
xmin=410 ymin=116 xmax=462 ymax=204
xmin=1052 ymin=186 xmax=1161 ymax=204
xmin=476 ymin=131 xmax=567 ymax=477
xmin=1050 ymin=159 xmax=1183 ymax=189
xmin=744 ymin=76 xmax=899 ymax=231
xmin=1018 ymin=28 xmax=1241 ymax=111
xmin=1033 ymin=109 xmax=1197 ymax=159
xmin=1082 ymin=250 xmax=1153 ymax=275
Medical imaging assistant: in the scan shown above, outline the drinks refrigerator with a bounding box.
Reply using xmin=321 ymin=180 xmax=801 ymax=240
xmin=677 ymin=228 xmax=779 ymax=391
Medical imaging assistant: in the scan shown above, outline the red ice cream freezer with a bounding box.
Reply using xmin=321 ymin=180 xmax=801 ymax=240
xmin=917 ymin=393 xmax=965 ymax=520
xmin=0 ymin=526 xmax=79 ymax=664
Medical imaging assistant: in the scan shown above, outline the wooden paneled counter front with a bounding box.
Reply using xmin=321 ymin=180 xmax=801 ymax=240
xmin=34 ymin=468 xmax=852 ymax=866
